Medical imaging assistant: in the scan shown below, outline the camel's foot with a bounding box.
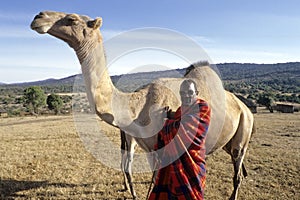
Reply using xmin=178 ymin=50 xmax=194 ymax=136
xmin=229 ymin=193 xmax=237 ymax=200
xmin=129 ymin=185 xmax=137 ymax=200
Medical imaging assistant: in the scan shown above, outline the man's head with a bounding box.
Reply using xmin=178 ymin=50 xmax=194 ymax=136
xmin=179 ymin=79 xmax=199 ymax=106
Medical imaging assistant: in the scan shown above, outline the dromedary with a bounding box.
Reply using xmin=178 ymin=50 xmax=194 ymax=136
xmin=31 ymin=11 xmax=254 ymax=200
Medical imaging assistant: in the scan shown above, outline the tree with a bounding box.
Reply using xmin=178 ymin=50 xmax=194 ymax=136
xmin=23 ymin=86 xmax=46 ymax=115
xmin=47 ymin=93 xmax=63 ymax=114
xmin=257 ymin=93 xmax=275 ymax=113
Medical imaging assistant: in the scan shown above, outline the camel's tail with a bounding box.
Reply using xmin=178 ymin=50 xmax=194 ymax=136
xmin=251 ymin=119 xmax=256 ymax=137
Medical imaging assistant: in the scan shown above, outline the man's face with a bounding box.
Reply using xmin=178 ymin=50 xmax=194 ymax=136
xmin=179 ymin=82 xmax=198 ymax=106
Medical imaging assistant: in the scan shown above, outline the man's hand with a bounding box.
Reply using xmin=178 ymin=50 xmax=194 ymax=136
xmin=164 ymin=106 xmax=175 ymax=119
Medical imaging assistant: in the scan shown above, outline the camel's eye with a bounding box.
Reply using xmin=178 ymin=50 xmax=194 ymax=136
xmin=66 ymin=18 xmax=75 ymax=25
xmin=65 ymin=16 xmax=78 ymax=26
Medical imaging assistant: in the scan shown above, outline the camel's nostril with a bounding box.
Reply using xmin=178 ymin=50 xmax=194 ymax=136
xmin=34 ymin=12 xmax=47 ymax=19
xmin=34 ymin=14 xmax=43 ymax=20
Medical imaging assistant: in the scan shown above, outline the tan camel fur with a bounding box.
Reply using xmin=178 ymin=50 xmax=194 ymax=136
xmin=31 ymin=11 xmax=254 ymax=200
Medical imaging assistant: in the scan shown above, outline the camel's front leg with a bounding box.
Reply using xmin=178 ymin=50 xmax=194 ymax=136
xmin=120 ymin=130 xmax=129 ymax=191
xmin=124 ymin=133 xmax=137 ymax=199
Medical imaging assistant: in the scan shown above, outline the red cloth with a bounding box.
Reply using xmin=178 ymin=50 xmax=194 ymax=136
xmin=148 ymin=99 xmax=211 ymax=200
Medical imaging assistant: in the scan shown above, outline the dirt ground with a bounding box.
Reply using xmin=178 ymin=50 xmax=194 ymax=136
xmin=0 ymin=111 xmax=299 ymax=199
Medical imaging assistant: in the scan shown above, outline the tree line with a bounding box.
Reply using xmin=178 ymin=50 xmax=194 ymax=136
xmin=24 ymin=86 xmax=67 ymax=115
xmin=1 ymin=62 xmax=299 ymax=116
xmin=0 ymin=86 xmax=72 ymax=116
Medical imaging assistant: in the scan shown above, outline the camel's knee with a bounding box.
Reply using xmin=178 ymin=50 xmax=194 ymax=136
xmin=232 ymin=148 xmax=245 ymax=161
xmin=127 ymin=152 xmax=134 ymax=162
xmin=232 ymin=149 xmax=239 ymax=159
xmin=121 ymin=149 xmax=127 ymax=161
xmin=124 ymin=153 xmax=133 ymax=170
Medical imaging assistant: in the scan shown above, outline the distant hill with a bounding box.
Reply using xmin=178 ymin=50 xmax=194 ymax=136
xmin=7 ymin=75 xmax=78 ymax=87
xmin=1 ymin=62 xmax=299 ymax=95
xmin=217 ymin=62 xmax=300 ymax=81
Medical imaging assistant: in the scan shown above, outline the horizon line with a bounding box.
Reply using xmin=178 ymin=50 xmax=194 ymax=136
xmin=2 ymin=61 xmax=299 ymax=85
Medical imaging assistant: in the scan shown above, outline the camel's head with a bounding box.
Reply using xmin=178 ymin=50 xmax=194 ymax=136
xmin=30 ymin=11 xmax=103 ymax=49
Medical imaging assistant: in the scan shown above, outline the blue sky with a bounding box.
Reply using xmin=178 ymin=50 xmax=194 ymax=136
xmin=1 ymin=0 xmax=300 ymax=83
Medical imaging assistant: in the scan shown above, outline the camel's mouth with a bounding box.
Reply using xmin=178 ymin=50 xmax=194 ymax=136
xmin=30 ymin=18 xmax=51 ymax=34
xmin=30 ymin=13 xmax=54 ymax=34
xmin=30 ymin=23 xmax=51 ymax=34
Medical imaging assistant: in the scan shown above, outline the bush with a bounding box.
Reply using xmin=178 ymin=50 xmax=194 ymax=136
xmin=47 ymin=93 xmax=63 ymax=114
xmin=23 ymin=86 xmax=46 ymax=115
xmin=257 ymin=93 xmax=275 ymax=112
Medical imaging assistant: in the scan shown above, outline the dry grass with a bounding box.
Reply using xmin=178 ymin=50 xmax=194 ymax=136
xmin=0 ymin=111 xmax=299 ymax=199
xmin=206 ymin=111 xmax=300 ymax=199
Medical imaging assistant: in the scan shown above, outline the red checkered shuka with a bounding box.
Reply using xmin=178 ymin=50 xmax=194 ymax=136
xmin=148 ymin=99 xmax=211 ymax=200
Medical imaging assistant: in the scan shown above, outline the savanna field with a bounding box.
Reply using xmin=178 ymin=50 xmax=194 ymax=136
xmin=0 ymin=110 xmax=299 ymax=199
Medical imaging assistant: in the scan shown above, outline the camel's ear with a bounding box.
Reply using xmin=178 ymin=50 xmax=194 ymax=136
xmin=88 ymin=17 xmax=102 ymax=29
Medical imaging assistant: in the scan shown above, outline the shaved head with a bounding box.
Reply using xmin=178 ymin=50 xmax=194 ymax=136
xmin=179 ymin=79 xmax=198 ymax=106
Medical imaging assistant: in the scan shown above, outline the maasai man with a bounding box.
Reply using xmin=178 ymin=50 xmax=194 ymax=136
xmin=148 ymin=79 xmax=211 ymax=200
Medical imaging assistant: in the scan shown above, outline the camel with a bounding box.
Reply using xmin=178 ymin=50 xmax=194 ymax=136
xmin=30 ymin=11 xmax=254 ymax=200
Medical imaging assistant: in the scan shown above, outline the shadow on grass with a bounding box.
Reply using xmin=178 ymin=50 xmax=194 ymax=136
xmin=0 ymin=179 xmax=82 ymax=199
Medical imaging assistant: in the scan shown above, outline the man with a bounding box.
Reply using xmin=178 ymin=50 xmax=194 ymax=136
xmin=148 ymin=79 xmax=211 ymax=200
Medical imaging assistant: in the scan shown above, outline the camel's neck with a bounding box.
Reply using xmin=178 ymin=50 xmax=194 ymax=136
xmin=75 ymin=39 xmax=115 ymax=119
xmin=73 ymin=37 xmax=159 ymax=131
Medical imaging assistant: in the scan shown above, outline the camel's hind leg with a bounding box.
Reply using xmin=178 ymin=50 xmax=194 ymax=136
xmin=120 ymin=130 xmax=137 ymax=199
xmin=223 ymin=114 xmax=254 ymax=200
